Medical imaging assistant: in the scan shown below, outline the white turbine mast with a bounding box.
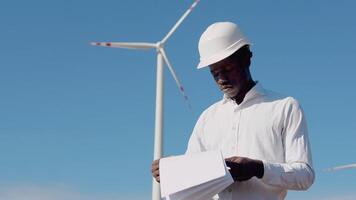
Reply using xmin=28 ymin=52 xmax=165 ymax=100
xmin=91 ymin=1 xmax=200 ymax=199
xmin=325 ymin=163 xmax=356 ymax=172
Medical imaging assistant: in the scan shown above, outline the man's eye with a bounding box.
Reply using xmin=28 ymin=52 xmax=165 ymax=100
xmin=225 ymin=66 xmax=233 ymax=71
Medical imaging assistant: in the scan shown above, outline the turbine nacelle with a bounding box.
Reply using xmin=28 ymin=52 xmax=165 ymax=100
xmin=156 ymin=41 xmax=164 ymax=49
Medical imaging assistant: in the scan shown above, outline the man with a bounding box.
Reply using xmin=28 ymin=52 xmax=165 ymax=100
xmin=152 ymin=22 xmax=314 ymax=200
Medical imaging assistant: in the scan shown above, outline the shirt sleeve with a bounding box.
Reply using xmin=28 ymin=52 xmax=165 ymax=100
xmin=185 ymin=111 xmax=207 ymax=154
xmin=261 ymin=98 xmax=315 ymax=190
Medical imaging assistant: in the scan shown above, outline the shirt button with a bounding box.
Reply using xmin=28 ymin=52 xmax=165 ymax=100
xmin=228 ymin=188 xmax=232 ymax=192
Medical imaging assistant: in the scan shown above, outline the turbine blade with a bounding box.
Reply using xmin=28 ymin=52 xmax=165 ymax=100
xmin=161 ymin=0 xmax=200 ymax=44
xmin=324 ymin=163 xmax=356 ymax=172
xmin=159 ymin=48 xmax=192 ymax=109
xmin=91 ymin=42 xmax=156 ymax=50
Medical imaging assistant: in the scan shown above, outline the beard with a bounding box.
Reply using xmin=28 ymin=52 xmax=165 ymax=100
xmin=222 ymin=86 xmax=239 ymax=98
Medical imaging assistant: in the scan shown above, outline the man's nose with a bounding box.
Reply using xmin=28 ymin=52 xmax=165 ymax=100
xmin=217 ymin=76 xmax=228 ymax=84
xmin=217 ymin=72 xmax=228 ymax=81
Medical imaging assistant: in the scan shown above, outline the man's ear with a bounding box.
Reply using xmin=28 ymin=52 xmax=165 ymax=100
xmin=243 ymin=52 xmax=252 ymax=68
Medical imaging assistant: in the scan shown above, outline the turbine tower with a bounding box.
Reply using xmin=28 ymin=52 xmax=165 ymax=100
xmin=91 ymin=1 xmax=200 ymax=199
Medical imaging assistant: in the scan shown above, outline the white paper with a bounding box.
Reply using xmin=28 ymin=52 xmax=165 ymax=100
xmin=160 ymin=150 xmax=233 ymax=200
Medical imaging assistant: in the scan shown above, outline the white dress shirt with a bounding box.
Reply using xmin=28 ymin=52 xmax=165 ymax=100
xmin=186 ymin=83 xmax=314 ymax=200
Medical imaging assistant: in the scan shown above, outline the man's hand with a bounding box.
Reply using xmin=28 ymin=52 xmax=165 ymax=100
xmin=151 ymin=159 xmax=160 ymax=183
xmin=225 ymin=156 xmax=264 ymax=182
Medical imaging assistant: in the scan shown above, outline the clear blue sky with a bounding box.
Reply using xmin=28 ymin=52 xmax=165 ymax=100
xmin=1 ymin=0 xmax=356 ymax=199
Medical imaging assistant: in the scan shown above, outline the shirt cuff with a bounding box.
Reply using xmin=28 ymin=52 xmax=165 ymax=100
xmin=261 ymin=161 xmax=285 ymax=185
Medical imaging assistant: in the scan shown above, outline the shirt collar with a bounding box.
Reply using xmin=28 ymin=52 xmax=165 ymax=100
xmin=222 ymin=81 xmax=265 ymax=104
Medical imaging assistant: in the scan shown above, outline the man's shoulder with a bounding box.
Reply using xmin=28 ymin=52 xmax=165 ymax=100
xmin=197 ymin=99 xmax=225 ymax=120
xmin=263 ymin=88 xmax=302 ymax=110
xmin=203 ymin=99 xmax=225 ymax=112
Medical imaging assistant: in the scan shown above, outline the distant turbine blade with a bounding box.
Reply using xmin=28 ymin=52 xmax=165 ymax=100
xmin=324 ymin=163 xmax=356 ymax=172
xmin=159 ymin=48 xmax=191 ymax=109
xmin=161 ymin=0 xmax=200 ymax=44
xmin=91 ymin=42 xmax=156 ymax=50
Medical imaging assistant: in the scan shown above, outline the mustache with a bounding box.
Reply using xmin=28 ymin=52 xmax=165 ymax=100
xmin=218 ymin=81 xmax=233 ymax=87
xmin=217 ymin=79 xmax=231 ymax=85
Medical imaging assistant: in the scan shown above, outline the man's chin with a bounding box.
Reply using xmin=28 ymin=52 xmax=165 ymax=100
xmin=223 ymin=89 xmax=238 ymax=98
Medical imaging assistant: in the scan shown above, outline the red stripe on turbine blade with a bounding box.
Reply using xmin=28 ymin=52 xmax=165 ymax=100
xmin=96 ymin=42 xmax=101 ymax=46
xmin=106 ymin=43 xmax=111 ymax=47
xmin=189 ymin=0 xmax=200 ymax=10
xmin=180 ymin=86 xmax=184 ymax=92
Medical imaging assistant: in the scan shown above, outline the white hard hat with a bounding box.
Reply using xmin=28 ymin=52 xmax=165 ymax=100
xmin=197 ymin=22 xmax=251 ymax=69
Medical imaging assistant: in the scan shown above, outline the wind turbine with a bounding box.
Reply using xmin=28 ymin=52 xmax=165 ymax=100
xmin=91 ymin=1 xmax=200 ymax=199
xmin=325 ymin=163 xmax=356 ymax=172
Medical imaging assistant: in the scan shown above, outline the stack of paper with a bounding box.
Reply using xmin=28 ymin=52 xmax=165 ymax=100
xmin=160 ymin=151 xmax=233 ymax=200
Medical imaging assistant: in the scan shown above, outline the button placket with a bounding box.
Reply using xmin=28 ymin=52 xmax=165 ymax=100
xmin=235 ymin=107 xmax=243 ymax=155
xmin=231 ymin=111 xmax=236 ymax=152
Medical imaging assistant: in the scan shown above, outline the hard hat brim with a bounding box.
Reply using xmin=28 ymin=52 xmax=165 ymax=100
xmin=197 ymin=38 xmax=250 ymax=69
